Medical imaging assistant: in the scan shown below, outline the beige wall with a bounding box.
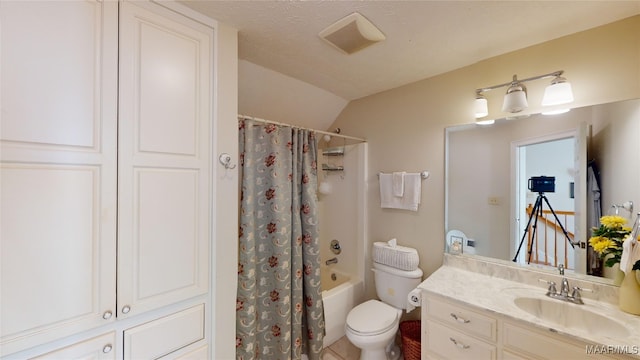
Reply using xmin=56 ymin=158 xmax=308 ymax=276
xmin=330 ymin=16 xmax=640 ymax=301
xmin=592 ymin=100 xmax=640 ymax=225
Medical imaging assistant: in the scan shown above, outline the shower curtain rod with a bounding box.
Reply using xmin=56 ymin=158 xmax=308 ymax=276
xmin=238 ymin=114 xmax=366 ymax=143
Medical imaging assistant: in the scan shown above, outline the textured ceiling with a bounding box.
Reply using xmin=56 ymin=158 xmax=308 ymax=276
xmin=180 ymin=1 xmax=640 ymax=101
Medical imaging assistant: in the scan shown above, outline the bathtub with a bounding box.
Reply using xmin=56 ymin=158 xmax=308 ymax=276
xmin=321 ymin=267 xmax=364 ymax=347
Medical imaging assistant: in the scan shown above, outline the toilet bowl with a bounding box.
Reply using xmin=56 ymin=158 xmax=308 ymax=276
xmin=345 ymin=299 xmax=402 ymax=360
xmin=344 ymin=255 xmax=423 ymax=360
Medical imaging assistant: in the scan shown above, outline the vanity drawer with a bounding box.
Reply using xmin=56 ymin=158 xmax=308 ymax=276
xmin=426 ymin=320 xmax=496 ymax=360
xmin=425 ymin=296 xmax=497 ymax=342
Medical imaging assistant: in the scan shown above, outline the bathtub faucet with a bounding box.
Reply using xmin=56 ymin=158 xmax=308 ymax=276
xmin=325 ymin=257 xmax=338 ymax=265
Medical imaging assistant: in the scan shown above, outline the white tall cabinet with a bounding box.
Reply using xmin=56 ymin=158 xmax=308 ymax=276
xmin=1 ymin=1 xmax=215 ymax=358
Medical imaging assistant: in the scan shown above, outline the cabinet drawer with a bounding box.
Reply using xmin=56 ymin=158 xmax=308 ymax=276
xmin=124 ymin=304 xmax=205 ymax=359
xmin=426 ymin=297 xmax=497 ymax=341
xmin=32 ymin=332 xmax=116 ymax=360
xmin=503 ymin=321 xmax=589 ymax=359
xmin=426 ymin=320 xmax=496 ymax=360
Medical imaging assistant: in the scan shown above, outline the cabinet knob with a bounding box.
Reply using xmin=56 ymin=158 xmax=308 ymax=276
xmin=102 ymin=311 xmax=113 ymax=320
xmin=103 ymin=344 xmax=113 ymax=353
xmin=122 ymin=305 xmax=131 ymax=314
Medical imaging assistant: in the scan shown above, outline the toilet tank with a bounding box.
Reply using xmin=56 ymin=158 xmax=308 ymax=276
xmin=372 ymin=262 xmax=423 ymax=309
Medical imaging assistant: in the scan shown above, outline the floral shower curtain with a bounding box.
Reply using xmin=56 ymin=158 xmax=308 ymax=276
xmin=236 ymin=119 xmax=325 ymax=360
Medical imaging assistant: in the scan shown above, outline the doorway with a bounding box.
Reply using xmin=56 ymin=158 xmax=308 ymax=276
xmin=513 ymin=134 xmax=576 ymax=269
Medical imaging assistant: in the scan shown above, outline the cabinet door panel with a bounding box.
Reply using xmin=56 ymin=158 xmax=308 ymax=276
xmin=118 ymin=1 xmax=211 ymax=317
xmin=2 ymin=165 xmax=97 ymax=335
xmin=0 ymin=1 xmax=118 ymax=355
xmin=136 ymin=168 xmax=199 ymax=299
xmin=503 ymin=322 xmax=589 ymax=359
xmin=138 ymin=23 xmax=198 ymax=156
xmin=1 ymin=0 xmax=103 ymax=148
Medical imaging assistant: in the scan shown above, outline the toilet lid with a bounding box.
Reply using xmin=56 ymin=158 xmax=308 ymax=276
xmin=346 ymin=300 xmax=399 ymax=335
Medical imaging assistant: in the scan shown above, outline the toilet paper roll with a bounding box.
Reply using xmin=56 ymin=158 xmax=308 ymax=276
xmin=406 ymin=288 xmax=421 ymax=313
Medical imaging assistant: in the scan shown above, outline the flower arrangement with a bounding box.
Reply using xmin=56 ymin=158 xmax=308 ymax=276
xmin=588 ymin=215 xmax=632 ymax=268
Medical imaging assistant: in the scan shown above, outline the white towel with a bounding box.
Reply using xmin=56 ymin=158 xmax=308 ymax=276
xmin=392 ymin=172 xmax=405 ymax=197
xmin=620 ymin=235 xmax=640 ymax=274
xmin=380 ymin=173 xmax=422 ymax=211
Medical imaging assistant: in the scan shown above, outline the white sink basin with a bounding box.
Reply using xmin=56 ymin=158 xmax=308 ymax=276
xmin=513 ymin=297 xmax=630 ymax=338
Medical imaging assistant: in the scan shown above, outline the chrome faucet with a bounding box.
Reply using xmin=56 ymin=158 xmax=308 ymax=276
xmin=325 ymin=257 xmax=338 ymax=265
xmin=539 ymin=272 xmax=592 ymax=305
xmin=560 ymin=277 xmax=570 ymax=298
xmin=557 ymin=263 xmax=572 ymax=298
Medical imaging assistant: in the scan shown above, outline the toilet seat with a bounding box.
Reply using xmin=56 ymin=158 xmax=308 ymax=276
xmin=346 ymin=300 xmax=399 ymax=336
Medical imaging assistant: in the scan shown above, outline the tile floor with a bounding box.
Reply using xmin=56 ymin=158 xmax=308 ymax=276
xmin=321 ymin=336 xmax=360 ymax=360
xmin=321 ymin=336 xmax=361 ymax=360
xmin=321 ymin=335 xmax=408 ymax=360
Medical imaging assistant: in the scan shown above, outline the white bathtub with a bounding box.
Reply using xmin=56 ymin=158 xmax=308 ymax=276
xmin=321 ymin=267 xmax=364 ymax=347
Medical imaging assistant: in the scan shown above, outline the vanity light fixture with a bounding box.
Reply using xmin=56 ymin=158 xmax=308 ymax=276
xmin=502 ymin=75 xmax=528 ymax=113
xmin=474 ymin=91 xmax=489 ymax=118
xmin=542 ymin=74 xmax=574 ymax=106
xmin=474 ymin=70 xmax=574 ymax=119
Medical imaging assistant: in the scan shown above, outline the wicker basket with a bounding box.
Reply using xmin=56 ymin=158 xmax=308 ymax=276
xmin=399 ymin=320 xmax=421 ymax=360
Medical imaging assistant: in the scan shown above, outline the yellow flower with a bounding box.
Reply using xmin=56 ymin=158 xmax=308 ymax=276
xmin=590 ymin=237 xmax=617 ymax=253
xmin=600 ymin=215 xmax=627 ymax=229
xmin=589 ymin=236 xmax=604 ymax=252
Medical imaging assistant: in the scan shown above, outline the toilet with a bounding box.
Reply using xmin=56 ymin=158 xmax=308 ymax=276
xmin=345 ymin=261 xmax=423 ymax=360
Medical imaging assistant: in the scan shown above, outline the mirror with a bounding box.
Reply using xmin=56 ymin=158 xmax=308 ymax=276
xmin=445 ymin=98 xmax=640 ymax=281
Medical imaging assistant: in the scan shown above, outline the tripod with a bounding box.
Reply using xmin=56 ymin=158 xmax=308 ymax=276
xmin=513 ymin=192 xmax=575 ymax=264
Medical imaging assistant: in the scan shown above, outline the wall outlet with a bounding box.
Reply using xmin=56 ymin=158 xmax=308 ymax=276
xmin=488 ymin=197 xmax=500 ymax=205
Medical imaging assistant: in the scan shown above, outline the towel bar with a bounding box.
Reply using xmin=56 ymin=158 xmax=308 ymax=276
xmin=377 ymin=171 xmax=429 ymax=179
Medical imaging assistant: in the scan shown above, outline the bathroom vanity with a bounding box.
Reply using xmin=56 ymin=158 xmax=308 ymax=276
xmin=419 ymin=254 xmax=640 ymax=359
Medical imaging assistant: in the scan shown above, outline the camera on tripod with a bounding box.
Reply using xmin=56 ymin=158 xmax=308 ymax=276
xmin=514 ymin=174 xmax=574 ymax=264
xmin=528 ymin=176 xmax=555 ymax=193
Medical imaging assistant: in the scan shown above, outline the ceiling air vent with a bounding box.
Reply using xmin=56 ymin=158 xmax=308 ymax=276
xmin=319 ymin=12 xmax=385 ymax=55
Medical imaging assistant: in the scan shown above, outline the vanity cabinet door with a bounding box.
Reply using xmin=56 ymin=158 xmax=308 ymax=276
xmin=501 ymin=350 xmax=530 ymax=360
xmin=503 ymin=321 xmax=592 ymax=359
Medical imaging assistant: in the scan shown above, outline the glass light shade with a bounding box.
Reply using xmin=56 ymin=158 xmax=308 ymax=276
xmin=502 ymin=89 xmax=528 ymax=113
xmin=542 ymin=81 xmax=574 ymax=106
xmin=474 ymin=97 xmax=488 ymax=118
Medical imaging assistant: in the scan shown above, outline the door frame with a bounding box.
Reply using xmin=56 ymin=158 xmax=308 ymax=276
xmin=511 ymin=129 xmax=578 ymax=267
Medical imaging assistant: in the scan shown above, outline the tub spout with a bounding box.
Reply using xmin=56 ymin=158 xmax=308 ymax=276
xmin=325 ymin=257 xmax=338 ymax=265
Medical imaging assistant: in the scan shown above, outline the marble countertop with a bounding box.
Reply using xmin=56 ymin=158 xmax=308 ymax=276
xmin=418 ymin=264 xmax=640 ymax=351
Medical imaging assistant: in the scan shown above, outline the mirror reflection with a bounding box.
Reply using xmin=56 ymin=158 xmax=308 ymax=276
xmin=446 ymin=98 xmax=640 ymax=281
